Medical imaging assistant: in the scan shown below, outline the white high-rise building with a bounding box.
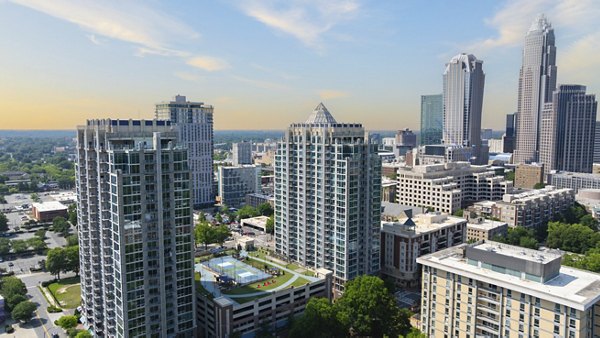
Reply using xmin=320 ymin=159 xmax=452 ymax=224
xmin=443 ymin=53 xmax=486 ymax=164
xmin=274 ymin=103 xmax=381 ymax=294
xmin=217 ymin=165 xmax=260 ymax=208
xmin=514 ymin=14 xmax=557 ymax=164
xmin=156 ymin=95 xmax=214 ymax=207
xmin=232 ymin=141 xmax=252 ymax=165
xmin=76 ymin=119 xmax=196 ymax=337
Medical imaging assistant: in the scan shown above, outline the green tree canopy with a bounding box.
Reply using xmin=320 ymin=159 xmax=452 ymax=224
xmin=5 ymin=293 xmax=27 ymax=311
xmin=492 ymin=226 xmax=538 ymax=249
xmin=75 ymin=331 xmax=93 ymax=338
xmin=0 ymin=212 xmax=8 ymax=232
xmin=257 ymin=203 xmax=274 ymax=216
xmin=10 ymin=239 xmax=29 ymax=253
xmin=0 ymin=276 xmax=27 ymax=298
xmin=67 ymin=203 xmax=77 ymax=226
xmin=66 ymin=234 xmax=79 ymax=247
xmin=289 ymin=298 xmax=345 ymax=338
xmin=46 ymin=247 xmax=68 ymax=279
xmin=452 ymin=209 xmax=464 ymax=217
xmin=546 ymin=222 xmax=600 ymax=254
xmin=52 ymin=216 xmax=71 ymax=236
xmin=265 ymin=215 xmax=274 ymax=235
xmin=27 ymin=237 xmax=47 ymax=251
xmin=66 ymin=245 xmax=80 ymax=276
xmin=195 ymin=222 xmax=216 ymax=249
xmin=11 ymin=300 xmax=36 ymax=322
xmin=237 ymin=205 xmax=260 ymax=220
xmin=55 ymin=315 xmax=79 ymax=329
xmin=213 ymin=225 xmax=231 ymax=246
xmin=0 ymin=238 xmax=10 ymax=255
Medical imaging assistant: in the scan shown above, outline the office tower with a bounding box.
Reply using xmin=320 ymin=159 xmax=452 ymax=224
xmin=481 ymin=128 xmax=493 ymax=140
xmin=539 ymin=85 xmax=597 ymax=174
xmin=443 ymin=53 xmax=485 ymax=164
xmin=274 ymin=103 xmax=381 ymax=294
xmin=217 ymin=165 xmax=260 ymax=208
xmin=595 ymin=121 xmax=600 ymax=163
xmin=503 ymin=113 xmax=516 ymax=153
xmin=76 ymin=119 xmax=196 ymax=337
xmin=419 ymin=241 xmax=600 ymax=338
xmin=420 ymin=94 xmax=443 ymax=145
xmin=514 ymin=15 xmax=557 ymax=164
xmin=232 ymin=141 xmax=252 ymax=165
xmin=394 ymin=128 xmax=417 ymax=157
xmin=155 ymin=95 xmax=214 ymax=208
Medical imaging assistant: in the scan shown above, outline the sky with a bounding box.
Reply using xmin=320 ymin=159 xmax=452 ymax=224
xmin=1 ymin=0 xmax=599 ymax=131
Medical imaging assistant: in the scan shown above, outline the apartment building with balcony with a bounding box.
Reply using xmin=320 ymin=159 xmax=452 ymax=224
xmin=418 ymin=241 xmax=600 ymax=338
xmin=76 ymin=119 xmax=196 ymax=337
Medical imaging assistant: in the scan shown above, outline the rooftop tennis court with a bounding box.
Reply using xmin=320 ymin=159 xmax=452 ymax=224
xmin=202 ymin=255 xmax=271 ymax=285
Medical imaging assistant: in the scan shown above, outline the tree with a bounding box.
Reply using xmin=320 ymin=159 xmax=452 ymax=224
xmin=46 ymin=247 xmax=68 ymax=279
xmin=493 ymin=226 xmax=538 ymax=249
xmin=404 ymin=328 xmax=428 ymax=338
xmin=195 ymin=222 xmax=216 ymax=249
xmin=5 ymin=293 xmax=27 ymax=311
xmin=35 ymin=229 xmax=47 ymax=239
xmin=65 ymin=245 xmax=80 ymax=276
xmin=11 ymin=300 xmax=36 ymax=322
xmin=75 ymin=331 xmax=93 ymax=338
xmin=289 ymin=298 xmax=345 ymax=338
xmin=546 ymin=222 xmax=600 ymax=254
xmin=55 ymin=315 xmax=78 ymax=329
xmin=335 ymin=275 xmax=410 ymax=338
xmin=11 ymin=239 xmax=29 ymax=253
xmin=257 ymin=203 xmax=274 ymax=216
xmin=52 ymin=216 xmax=71 ymax=236
xmin=0 ymin=212 xmax=8 ymax=232
xmin=30 ymin=193 xmax=41 ymax=202
xmin=213 ymin=225 xmax=231 ymax=246
xmin=0 ymin=276 xmax=27 ymax=298
xmin=533 ymin=182 xmax=546 ymax=189
xmin=66 ymin=234 xmax=79 ymax=247
xmin=580 ymin=214 xmax=598 ymax=230
xmin=237 ymin=205 xmax=259 ymax=220
xmin=0 ymin=238 xmax=10 ymax=255
xmin=198 ymin=211 xmax=206 ymax=223
xmin=27 ymin=237 xmax=47 ymax=251
xmin=452 ymin=209 xmax=464 ymax=217
xmin=67 ymin=203 xmax=77 ymax=226
xmin=265 ymin=215 xmax=274 ymax=235
xmin=214 ymin=213 xmax=223 ymax=224
xmin=505 ymin=171 xmax=515 ymax=181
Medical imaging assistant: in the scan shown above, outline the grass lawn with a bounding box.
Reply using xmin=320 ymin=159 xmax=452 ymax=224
xmin=222 ymin=258 xmax=294 ymax=295
xmin=48 ymin=276 xmax=81 ymax=309
xmin=289 ymin=277 xmax=310 ymax=288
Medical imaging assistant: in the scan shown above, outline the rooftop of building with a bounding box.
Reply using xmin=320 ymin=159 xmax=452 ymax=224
xmin=195 ymin=252 xmax=326 ymax=306
xmin=418 ymin=241 xmax=600 ymax=310
xmin=502 ymin=185 xmax=573 ymax=203
xmin=381 ymin=212 xmax=465 ymax=236
xmin=467 ymin=218 xmax=507 ymax=231
xmin=381 ymin=202 xmax=423 ymax=219
xmin=550 ymin=171 xmax=600 ymax=179
xmin=32 ymin=201 xmax=68 ymax=212
xmin=305 ymin=103 xmax=337 ymax=124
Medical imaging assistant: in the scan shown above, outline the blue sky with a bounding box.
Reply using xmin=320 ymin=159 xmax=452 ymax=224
xmin=1 ymin=0 xmax=599 ymax=130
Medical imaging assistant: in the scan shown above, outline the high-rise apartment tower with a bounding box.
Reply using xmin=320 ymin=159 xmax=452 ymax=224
xmin=274 ymin=103 xmax=381 ymax=294
xmin=420 ymin=94 xmax=443 ymax=145
xmin=232 ymin=141 xmax=252 ymax=165
xmin=156 ymin=95 xmax=214 ymax=207
xmin=76 ymin=119 xmax=196 ymax=337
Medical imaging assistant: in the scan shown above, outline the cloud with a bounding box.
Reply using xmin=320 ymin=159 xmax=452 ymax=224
xmin=319 ymin=89 xmax=348 ymax=100
xmin=174 ymin=71 xmax=202 ymax=82
xmin=468 ymin=0 xmax=600 ymax=53
xmin=237 ymin=0 xmax=359 ymax=48
xmin=559 ymin=32 xmax=600 ymax=82
xmin=187 ymin=56 xmax=230 ymax=72
xmin=10 ymin=0 xmax=230 ymax=71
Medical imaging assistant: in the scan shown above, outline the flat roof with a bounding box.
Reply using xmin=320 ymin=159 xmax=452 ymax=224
xmin=467 ymin=219 xmax=507 ymax=231
xmin=382 ymin=213 xmax=465 ymax=236
xmin=418 ymin=244 xmax=600 ymax=310
xmin=32 ymin=201 xmax=68 ymax=212
xmin=473 ymin=241 xmax=560 ymax=264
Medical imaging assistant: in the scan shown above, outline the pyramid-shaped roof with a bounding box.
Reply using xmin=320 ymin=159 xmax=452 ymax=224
xmin=305 ymin=103 xmax=337 ymax=124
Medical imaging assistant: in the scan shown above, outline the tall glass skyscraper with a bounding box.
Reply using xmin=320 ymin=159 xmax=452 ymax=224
xmin=274 ymin=103 xmax=381 ymax=295
xmin=443 ymin=53 xmax=486 ymax=164
xmin=76 ymin=120 xmax=196 ymax=337
xmin=514 ymin=14 xmax=557 ymax=164
xmin=539 ymin=85 xmax=597 ymax=175
xmin=420 ymin=94 xmax=443 ymax=145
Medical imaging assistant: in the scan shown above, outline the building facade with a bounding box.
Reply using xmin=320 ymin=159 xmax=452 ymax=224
xmin=466 ymin=218 xmax=508 ymax=242
xmin=395 ymin=162 xmax=512 ymax=214
xmin=539 ymin=85 xmax=597 ymax=175
xmin=394 ymin=128 xmax=417 ymax=157
xmin=420 ymin=94 xmax=443 ymax=146
xmin=232 ymin=141 xmax=252 ymax=166
xmin=443 ymin=54 xmax=485 ymax=164
xmin=492 ymin=186 xmax=575 ymax=228
xmin=503 ymin=113 xmax=516 ymax=153
xmin=274 ymin=103 xmax=382 ymax=294
xmin=514 ymin=15 xmax=557 ymax=164
xmin=217 ymin=165 xmax=260 ymax=208
xmin=380 ymin=213 xmax=466 ymax=288
xmin=155 ymin=95 xmax=214 ymax=207
xmin=76 ymin=119 xmax=196 ymax=337
xmin=514 ymin=163 xmax=544 ymax=189
xmin=419 ymin=241 xmax=600 ymax=338
xmin=548 ymin=171 xmax=600 ymax=193
xmin=595 ymin=121 xmax=600 ymax=164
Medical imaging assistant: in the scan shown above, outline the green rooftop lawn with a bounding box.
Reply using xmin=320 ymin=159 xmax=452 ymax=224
xmin=48 ymin=276 xmax=81 ymax=309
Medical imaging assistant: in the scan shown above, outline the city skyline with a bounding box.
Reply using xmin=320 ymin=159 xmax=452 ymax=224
xmin=1 ymin=1 xmax=600 ymax=131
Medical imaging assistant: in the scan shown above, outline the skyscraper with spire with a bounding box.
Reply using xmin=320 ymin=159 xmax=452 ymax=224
xmin=442 ymin=53 xmax=486 ymax=164
xmin=274 ymin=103 xmax=381 ymax=295
xmin=513 ymin=14 xmax=557 ymax=164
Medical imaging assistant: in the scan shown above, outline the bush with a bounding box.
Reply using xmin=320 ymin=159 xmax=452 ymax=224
xmin=67 ymin=328 xmax=81 ymax=338
xmin=41 ymin=279 xmax=57 ymax=287
xmin=55 ymin=315 xmax=78 ymax=329
xmin=5 ymin=324 xmax=14 ymax=333
xmin=47 ymin=305 xmax=62 ymax=313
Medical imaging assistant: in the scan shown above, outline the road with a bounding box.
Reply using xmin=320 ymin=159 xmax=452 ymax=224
xmin=0 ymin=271 xmax=72 ymax=337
